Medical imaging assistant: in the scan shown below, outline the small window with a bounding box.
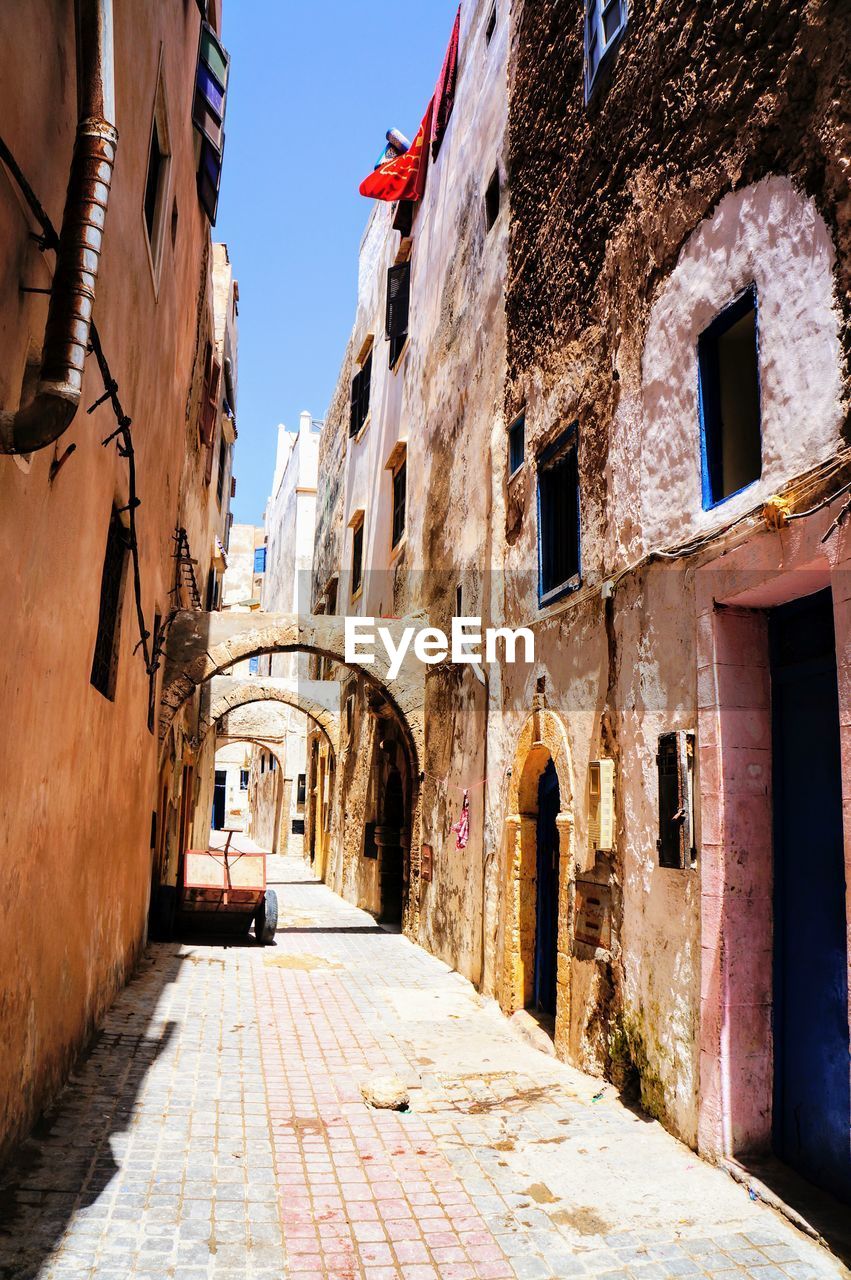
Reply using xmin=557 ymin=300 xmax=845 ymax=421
xmin=143 ymin=70 xmax=172 ymax=279
xmin=345 ymin=687 xmax=356 ymax=741
xmin=91 ymin=511 xmax=128 ymax=700
xmin=351 ymin=516 xmax=364 ymax=598
xmin=363 ymin=822 xmax=378 ymax=860
xmin=350 ymin=348 xmax=373 ymax=437
xmin=253 ymin=546 xmax=267 ymax=574
xmin=386 ymin=261 xmax=411 ymax=367
xmin=297 ymin=773 xmax=307 ymax=805
xmin=698 ymin=285 xmax=761 ymax=509
xmin=392 ymin=459 xmax=407 ymax=549
xmin=270 ymin=755 xmax=276 ymax=773
xmin=656 ymin=731 xmax=695 ymax=869
xmin=456 ymin=583 xmax=463 ymax=615
xmin=485 ymin=3 xmax=497 ymax=44
xmin=585 ymin=0 xmax=628 ymax=99
xmin=538 ymin=430 xmax=581 ymax=604
xmin=508 ymin=413 xmax=525 ymax=475
xmin=216 ymin=435 xmax=228 ymax=506
xmin=260 ymin=754 xmax=265 ymax=774
xmin=485 ymin=169 xmax=501 ymax=232
xmin=199 ymin=343 xmax=221 ymax=446
xmin=239 ymin=769 xmax=249 ymax=790
xmin=248 ymin=656 xmax=260 ymax=676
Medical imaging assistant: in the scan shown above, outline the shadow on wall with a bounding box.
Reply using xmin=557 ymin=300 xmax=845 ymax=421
xmin=0 ymin=946 xmax=183 ymax=1278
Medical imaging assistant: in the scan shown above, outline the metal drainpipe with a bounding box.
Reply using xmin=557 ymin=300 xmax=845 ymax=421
xmin=0 ymin=0 xmax=117 ymax=455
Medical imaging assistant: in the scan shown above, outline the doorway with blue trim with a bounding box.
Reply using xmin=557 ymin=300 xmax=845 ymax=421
xmin=770 ymin=588 xmax=851 ymax=1204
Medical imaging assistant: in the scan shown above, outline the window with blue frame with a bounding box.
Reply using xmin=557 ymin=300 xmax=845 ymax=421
xmin=249 ymin=656 xmax=260 ymax=676
xmin=698 ymin=285 xmax=761 ymax=509
xmin=538 ymin=428 xmax=581 ymax=605
xmin=253 ymin=546 xmax=267 ymax=574
xmin=585 ymin=0 xmax=628 ymax=99
xmin=508 ymin=412 xmax=525 ymax=475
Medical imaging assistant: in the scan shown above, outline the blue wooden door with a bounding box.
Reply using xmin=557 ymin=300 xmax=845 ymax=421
xmin=770 ymin=589 xmax=851 ymax=1202
xmin=534 ymin=759 xmax=561 ymax=1016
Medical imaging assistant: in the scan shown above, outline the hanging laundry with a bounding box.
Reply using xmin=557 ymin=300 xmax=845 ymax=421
xmin=451 ymin=788 xmax=470 ymax=851
xmin=358 ymin=6 xmax=461 ymax=203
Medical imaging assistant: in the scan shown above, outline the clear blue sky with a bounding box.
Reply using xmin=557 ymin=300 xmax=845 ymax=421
xmin=216 ymin=1 xmax=459 ymax=525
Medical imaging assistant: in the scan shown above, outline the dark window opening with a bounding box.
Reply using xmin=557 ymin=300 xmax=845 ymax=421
xmin=349 ymin=348 xmax=373 ymax=437
xmin=386 ymin=261 xmax=410 ymax=367
xmin=144 ymin=118 xmax=164 ymax=244
xmin=292 ymin=817 xmax=305 ymax=835
xmin=216 ymin=434 xmax=227 ymax=506
xmin=485 ymin=169 xmax=501 ymax=232
xmin=91 ymin=511 xmax=128 ymax=699
xmin=392 ymin=460 xmax=407 ymax=548
xmin=485 ymin=3 xmax=497 ymax=44
xmin=239 ymin=769 xmax=249 ymax=790
xmin=297 ymin=773 xmax=307 ymax=805
xmin=538 ymin=432 xmax=580 ymax=603
xmin=508 ymin=413 xmax=525 ymax=475
xmin=363 ymin=822 xmax=378 ymax=859
xmin=260 ymin=754 xmax=266 ymax=774
xmin=351 ymin=521 xmax=364 ymax=597
xmin=656 ymin=731 xmax=695 ymax=869
xmin=456 ymin=583 xmax=463 ymax=615
xmin=698 ymin=285 xmax=761 ymax=508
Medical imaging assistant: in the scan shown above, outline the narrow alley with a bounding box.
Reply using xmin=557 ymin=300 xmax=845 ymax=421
xmin=0 ymin=856 xmax=844 ymax=1280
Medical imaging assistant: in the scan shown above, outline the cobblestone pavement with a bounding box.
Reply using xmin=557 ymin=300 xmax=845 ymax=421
xmin=0 ymin=855 xmax=847 ymax=1280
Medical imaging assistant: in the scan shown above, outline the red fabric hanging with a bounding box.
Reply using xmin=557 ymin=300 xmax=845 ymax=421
xmin=359 ymin=97 xmax=434 ymax=203
xmin=451 ymin=788 xmax=470 ymax=851
xmin=358 ymin=5 xmax=461 ymax=202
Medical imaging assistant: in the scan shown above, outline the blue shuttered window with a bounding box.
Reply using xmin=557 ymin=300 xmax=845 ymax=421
xmin=585 ymin=0 xmax=628 ymax=99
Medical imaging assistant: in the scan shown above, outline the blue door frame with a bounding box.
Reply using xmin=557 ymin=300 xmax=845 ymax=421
xmin=770 ymin=589 xmax=851 ymax=1203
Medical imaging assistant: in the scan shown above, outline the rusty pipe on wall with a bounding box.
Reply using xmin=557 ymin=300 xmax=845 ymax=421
xmin=0 ymin=0 xmax=117 ymax=455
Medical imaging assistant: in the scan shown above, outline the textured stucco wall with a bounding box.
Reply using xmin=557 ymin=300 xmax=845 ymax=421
xmin=0 ymin=1 xmax=228 ymax=1160
xmin=503 ymin=0 xmax=851 ymax=1143
xmin=310 ymin=0 xmax=510 ymax=979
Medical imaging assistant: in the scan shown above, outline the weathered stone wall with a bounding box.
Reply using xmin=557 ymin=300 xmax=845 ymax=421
xmin=502 ymin=0 xmax=851 ymax=1143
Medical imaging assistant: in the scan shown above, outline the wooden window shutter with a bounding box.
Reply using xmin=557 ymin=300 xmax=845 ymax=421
xmin=200 ymin=347 xmax=221 ymax=447
xmin=656 ymin=730 xmax=694 ymax=869
xmin=360 ymin=349 xmax=372 ymax=423
xmin=385 ymin=262 xmax=411 ymax=341
xmin=349 ymin=368 xmax=362 ymax=437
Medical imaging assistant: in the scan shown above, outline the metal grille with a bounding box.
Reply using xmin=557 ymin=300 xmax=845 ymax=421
xmin=90 ymin=513 xmax=128 ymax=698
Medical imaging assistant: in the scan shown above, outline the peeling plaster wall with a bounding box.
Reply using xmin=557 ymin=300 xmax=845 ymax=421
xmin=505 ymin=0 xmax=851 ymax=1144
xmin=0 ymin=2 xmax=227 ymax=1159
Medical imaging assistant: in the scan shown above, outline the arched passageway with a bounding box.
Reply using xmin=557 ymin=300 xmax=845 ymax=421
xmin=160 ymin=611 xmax=426 ymax=934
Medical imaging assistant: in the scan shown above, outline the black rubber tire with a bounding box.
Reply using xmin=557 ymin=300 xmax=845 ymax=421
xmin=255 ymin=889 xmax=278 ymax=945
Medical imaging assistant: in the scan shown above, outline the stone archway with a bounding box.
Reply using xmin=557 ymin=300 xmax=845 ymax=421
xmin=160 ymin=611 xmax=423 ymax=772
xmin=203 ymin=678 xmax=340 ymax=755
xmin=501 ymin=707 xmax=574 ymax=1058
xmin=160 ymin=610 xmax=425 ymax=935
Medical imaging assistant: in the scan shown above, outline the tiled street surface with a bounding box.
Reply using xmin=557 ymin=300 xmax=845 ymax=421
xmin=0 ymin=855 xmax=847 ymax=1280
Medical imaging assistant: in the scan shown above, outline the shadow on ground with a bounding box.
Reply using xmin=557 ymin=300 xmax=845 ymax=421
xmin=0 ymin=948 xmax=183 ymax=1280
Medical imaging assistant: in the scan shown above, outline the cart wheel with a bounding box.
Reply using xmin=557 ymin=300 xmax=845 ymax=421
xmin=255 ymin=889 xmax=278 ymax=945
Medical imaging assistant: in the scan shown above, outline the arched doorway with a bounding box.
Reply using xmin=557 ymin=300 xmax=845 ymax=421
xmin=501 ymin=709 xmax=574 ymax=1053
